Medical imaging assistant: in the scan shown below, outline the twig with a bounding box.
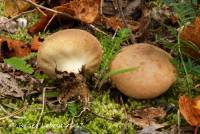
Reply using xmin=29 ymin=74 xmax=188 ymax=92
xmin=0 ymin=105 xmax=27 ymax=120
xmin=194 ymin=127 xmax=199 ymax=134
xmin=100 ymin=0 xmax=103 ymax=15
xmin=34 ymin=87 xmax=46 ymax=133
xmin=116 ymin=0 xmax=136 ymax=43
xmin=0 ymin=9 xmax=36 ymax=25
xmin=36 ymin=7 xmax=47 ymax=16
xmin=116 ymin=0 xmax=127 ymax=26
xmin=88 ymin=24 xmax=108 ymax=36
xmin=44 ymin=12 xmax=57 ymax=32
xmin=89 ymin=110 xmax=116 ymax=122
xmin=0 ymin=104 xmax=22 ymax=119
xmin=24 ymin=0 xmax=78 ymax=21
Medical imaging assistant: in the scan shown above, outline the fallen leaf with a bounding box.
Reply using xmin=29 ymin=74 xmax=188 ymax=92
xmin=28 ymin=0 xmax=100 ymax=34
xmin=136 ymin=125 xmax=168 ymax=134
xmin=3 ymin=0 xmax=32 ymax=17
xmin=55 ymin=0 xmax=100 ymax=23
xmin=0 ymin=16 xmax=18 ymax=33
xmin=0 ymin=72 xmax=24 ymax=98
xmin=179 ymin=95 xmax=200 ymax=126
xmin=103 ymin=16 xmax=125 ymax=30
xmin=31 ymin=35 xmax=42 ymax=51
xmin=0 ymin=37 xmax=31 ymax=60
xmin=181 ymin=16 xmax=200 ymax=57
xmin=128 ymin=107 xmax=167 ymax=128
xmin=28 ymin=12 xmax=53 ymax=35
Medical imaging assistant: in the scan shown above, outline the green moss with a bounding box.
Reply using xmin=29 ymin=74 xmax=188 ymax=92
xmin=84 ymin=91 xmax=135 ymax=133
xmin=0 ymin=104 xmax=69 ymax=134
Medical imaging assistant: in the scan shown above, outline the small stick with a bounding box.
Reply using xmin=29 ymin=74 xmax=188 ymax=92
xmin=0 ymin=9 xmax=36 ymax=25
xmin=36 ymin=7 xmax=47 ymax=16
xmin=194 ymin=127 xmax=199 ymax=134
xmin=116 ymin=0 xmax=136 ymax=43
xmin=34 ymin=87 xmax=46 ymax=133
xmin=44 ymin=12 xmax=57 ymax=32
xmin=0 ymin=105 xmax=27 ymax=120
xmin=88 ymin=24 xmax=108 ymax=36
xmin=100 ymin=0 xmax=103 ymax=15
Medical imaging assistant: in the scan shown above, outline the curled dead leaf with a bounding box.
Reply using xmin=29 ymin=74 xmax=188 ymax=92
xmin=0 ymin=37 xmax=31 ymax=61
xmin=179 ymin=95 xmax=200 ymax=126
xmin=180 ymin=16 xmax=200 ymax=57
xmin=0 ymin=72 xmax=24 ymax=98
xmin=55 ymin=0 xmax=100 ymax=23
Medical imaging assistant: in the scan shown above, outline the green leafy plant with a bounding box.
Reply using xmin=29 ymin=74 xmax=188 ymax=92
xmin=96 ymin=28 xmax=131 ymax=88
xmin=97 ymin=28 xmax=130 ymax=72
xmin=4 ymin=53 xmax=37 ymax=74
xmin=173 ymin=58 xmax=200 ymax=77
xmin=98 ymin=67 xmax=138 ymax=89
xmin=161 ymin=0 xmax=197 ymax=26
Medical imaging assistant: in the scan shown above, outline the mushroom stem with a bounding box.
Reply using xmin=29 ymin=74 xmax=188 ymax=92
xmin=56 ymin=70 xmax=89 ymax=108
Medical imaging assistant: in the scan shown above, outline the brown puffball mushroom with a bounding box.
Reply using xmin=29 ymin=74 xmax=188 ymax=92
xmin=110 ymin=43 xmax=177 ymax=99
xmin=37 ymin=29 xmax=102 ymax=77
xmin=37 ymin=29 xmax=102 ymax=106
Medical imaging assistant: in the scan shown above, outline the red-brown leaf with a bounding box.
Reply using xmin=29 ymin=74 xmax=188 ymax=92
xmin=179 ymin=95 xmax=200 ymax=126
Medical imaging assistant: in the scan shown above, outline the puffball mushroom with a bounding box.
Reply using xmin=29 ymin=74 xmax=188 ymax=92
xmin=37 ymin=29 xmax=102 ymax=77
xmin=110 ymin=43 xmax=177 ymax=99
xmin=36 ymin=29 xmax=102 ymax=106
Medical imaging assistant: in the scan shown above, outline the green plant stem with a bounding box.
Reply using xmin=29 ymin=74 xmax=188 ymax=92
xmin=177 ymin=26 xmax=191 ymax=95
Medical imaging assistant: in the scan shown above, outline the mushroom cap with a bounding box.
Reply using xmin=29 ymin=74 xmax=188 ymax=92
xmin=110 ymin=43 xmax=177 ymax=99
xmin=37 ymin=29 xmax=102 ymax=77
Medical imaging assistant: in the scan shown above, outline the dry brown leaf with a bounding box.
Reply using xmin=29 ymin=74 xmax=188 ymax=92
xmin=104 ymin=16 xmax=125 ymax=30
xmin=3 ymin=0 xmax=32 ymax=17
xmin=0 ymin=37 xmax=31 ymax=60
xmin=55 ymin=0 xmax=100 ymax=23
xmin=0 ymin=16 xmax=18 ymax=33
xmin=179 ymin=95 xmax=200 ymax=126
xmin=31 ymin=35 xmax=42 ymax=51
xmin=128 ymin=107 xmax=167 ymax=128
xmin=0 ymin=72 xmax=24 ymax=98
xmin=28 ymin=12 xmax=53 ymax=35
xmin=181 ymin=16 xmax=200 ymax=57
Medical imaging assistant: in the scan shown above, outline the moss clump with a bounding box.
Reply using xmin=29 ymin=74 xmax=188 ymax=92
xmin=84 ymin=91 xmax=135 ymax=134
xmin=0 ymin=104 xmax=69 ymax=134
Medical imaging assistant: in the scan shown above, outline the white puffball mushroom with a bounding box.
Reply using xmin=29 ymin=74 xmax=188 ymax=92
xmin=110 ymin=43 xmax=177 ymax=99
xmin=16 ymin=18 xmax=28 ymax=28
xmin=37 ymin=29 xmax=102 ymax=77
